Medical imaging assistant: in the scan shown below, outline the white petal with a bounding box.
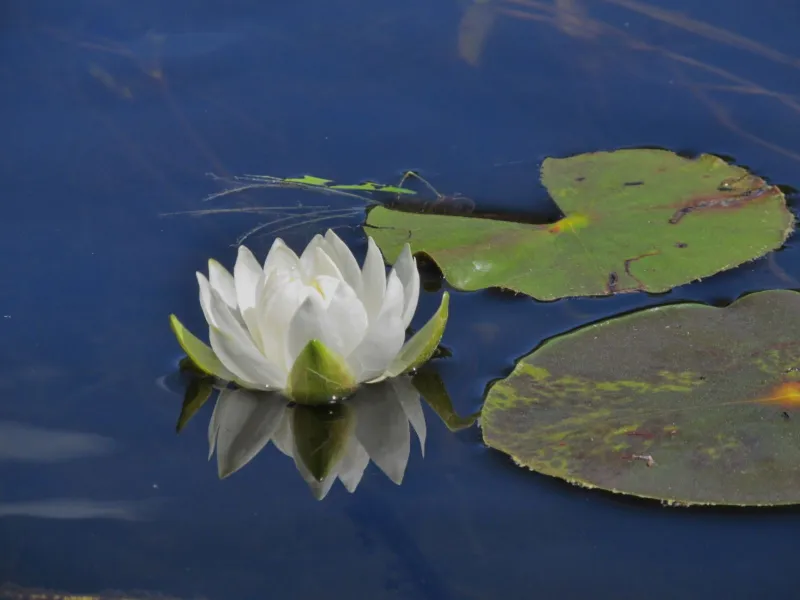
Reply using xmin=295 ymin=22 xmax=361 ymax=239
xmin=285 ymin=292 xmax=326 ymax=370
xmin=234 ymin=246 xmax=267 ymax=350
xmin=209 ymin=329 xmax=283 ymax=389
xmin=207 ymin=289 xmax=286 ymax=388
xmin=197 ymin=272 xmax=217 ymax=328
xmin=263 ymin=238 xmax=300 ymax=276
xmin=320 ymin=279 xmax=369 ymax=357
xmin=234 ymin=246 xmax=264 ymax=313
xmin=304 ymin=246 xmax=344 ymax=282
xmin=212 ymin=388 xmax=287 ymax=478
xmin=353 ymin=390 xmax=411 ymax=485
xmin=255 ymin=275 xmax=310 ymax=371
xmin=208 ymin=259 xmax=238 ymax=313
xmin=360 ymin=237 xmax=386 ymax=320
xmin=323 ymin=230 xmax=363 ymax=297
xmin=347 ymin=271 xmax=406 ymax=382
xmin=313 ymin=275 xmax=342 ymax=307
xmin=284 ymin=281 xmax=369 ymax=370
xmin=392 ymin=244 xmax=420 ymax=330
xmin=299 ymin=234 xmax=325 ymax=274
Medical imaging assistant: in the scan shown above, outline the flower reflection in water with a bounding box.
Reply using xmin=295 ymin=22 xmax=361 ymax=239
xmin=206 ymin=377 xmax=427 ymax=499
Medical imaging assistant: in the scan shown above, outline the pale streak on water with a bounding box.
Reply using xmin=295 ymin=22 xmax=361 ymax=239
xmin=0 ymin=421 xmax=115 ymax=462
xmin=0 ymin=499 xmax=153 ymax=520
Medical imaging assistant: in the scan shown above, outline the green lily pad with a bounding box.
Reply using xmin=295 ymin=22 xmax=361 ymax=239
xmin=481 ymin=289 xmax=800 ymax=506
xmin=365 ymin=150 xmax=794 ymax=300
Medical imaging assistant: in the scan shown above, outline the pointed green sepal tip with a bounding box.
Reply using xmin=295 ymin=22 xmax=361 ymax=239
xmin=288 ymin=339 xmax=358 ymax=405
xmin=169 ymin=314 xmax=234 ymax=382
xmin=387 ymin=291 xmax=450 ymax=378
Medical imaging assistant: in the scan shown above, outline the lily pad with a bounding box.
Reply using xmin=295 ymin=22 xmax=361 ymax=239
xmin=481 ymin=290 xmax=800 ymax=506
xmin=366 ymin=150 xmax=793 ymax=300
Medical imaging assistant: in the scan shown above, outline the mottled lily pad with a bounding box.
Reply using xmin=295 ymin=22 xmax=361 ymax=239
xmin=481 ymin=290 xmax=800 ymax=506
xmin=366 ymin=150 xmax=793 ymax=300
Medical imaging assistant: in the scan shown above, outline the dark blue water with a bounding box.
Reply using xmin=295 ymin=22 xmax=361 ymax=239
xmin=2 ymin=1 xmax=800 ymax=598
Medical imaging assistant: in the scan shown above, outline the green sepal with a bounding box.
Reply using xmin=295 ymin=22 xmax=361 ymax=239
xmin=387 ymin=292 xmax=450 ymax=377
xmin=169 ymin=315 xmax=237 ymax=382
xmin=288 ymin=339 xmax=357 ymax=405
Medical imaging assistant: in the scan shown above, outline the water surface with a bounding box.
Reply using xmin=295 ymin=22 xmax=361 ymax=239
xmin=2 ymin=1 xmax=800 ymax=598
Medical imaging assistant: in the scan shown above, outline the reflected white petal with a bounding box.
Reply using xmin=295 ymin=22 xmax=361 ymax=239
xmin=393 ymin=378 xmax=426 ymax=457
xmin=353 ymin=390 xmax=410 ymax=485
xmin=337 ymin=437 xmax=369 ymax=493
xmin=271 ymin=409 xmax=294 ymax=457
xmin=207 ymin=398 xmax=222 ymax=460
xmin=212 ymin=389 xmax=287 ymax=478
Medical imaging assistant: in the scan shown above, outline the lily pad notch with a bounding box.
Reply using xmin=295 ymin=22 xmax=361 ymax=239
xmin=365 ymin=149 xmax=794 ymax=300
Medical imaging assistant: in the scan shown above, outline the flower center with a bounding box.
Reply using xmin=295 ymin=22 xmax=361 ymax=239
xmin=310 ymin=278 xmax=325 ymax=298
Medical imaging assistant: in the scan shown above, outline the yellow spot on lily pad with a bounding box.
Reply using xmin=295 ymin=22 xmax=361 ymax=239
xmin=760 ymin=382 xmax=800 ymax=408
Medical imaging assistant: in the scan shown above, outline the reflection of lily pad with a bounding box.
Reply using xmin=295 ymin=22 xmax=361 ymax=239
xmin=412 ymin=369 xmax=479 ymax=431
xmin=481 ymin=290 xmax=800 ymax=506
xmin=366 ymin=150 xmax=793 ymax=300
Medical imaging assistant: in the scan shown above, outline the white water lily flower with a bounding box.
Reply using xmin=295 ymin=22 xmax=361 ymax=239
xmin=170 ymin=229 xmax=449 ymax=404
xmin=208 ymin=377 xmax=426 ymax=500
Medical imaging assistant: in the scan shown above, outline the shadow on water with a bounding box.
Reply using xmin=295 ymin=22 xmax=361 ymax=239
xmin=3 ymin=0 xmax=800 ymax=598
